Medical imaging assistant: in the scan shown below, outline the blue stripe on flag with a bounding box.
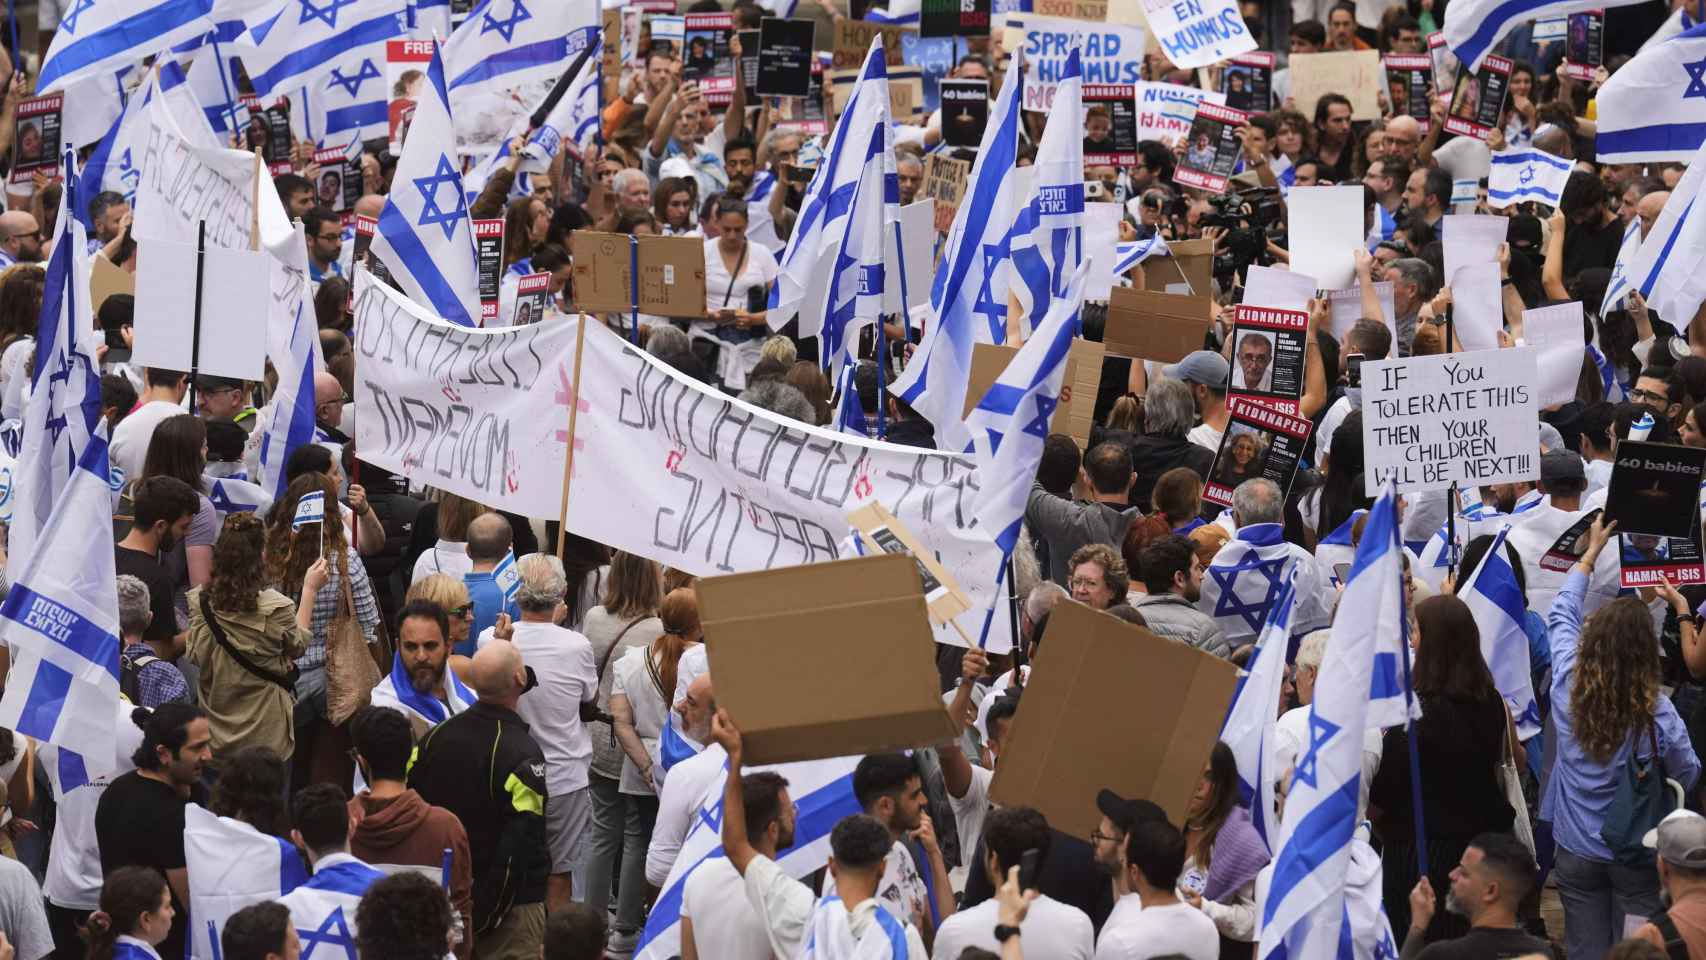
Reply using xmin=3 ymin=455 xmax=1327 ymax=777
xmin=40 ymin=0 xmax=217 ymax=91
xmin=16 ymin=661 xmax=71 ymax=742
xmin=0 ymin=584 xmax=122 ymax=676
xmin=447 ymin=36 xmax=570 ymax=90
xmin=375 ymin=201 xmax=476 ymax=327
xmin=248 ymin=13 xmax=408 ymax=95
xmin=325 ymin=100 xmax=387 ymax=133
xmin=1452 ymin=0 xmax=1550 ymax=69
xmin=1260 ymin=774 xmax=1362 ymax=926
xmin=1596 ymin=123 xmax=1706 ymax=158
xmin=1642 ymin=198 xmax=1697 ymax=295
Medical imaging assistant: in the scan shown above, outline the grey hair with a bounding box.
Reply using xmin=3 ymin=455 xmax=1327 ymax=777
xmin=612 ymin=168 xmax=650 ymax=196
xmin=1024 ymin=581 xmax=1068 ymax=623
xmin=116 ymin=574 xmax=152 ymax=638
xmin=1144 ymin=377 xmax=1196 ymax=438
xmin=1295 ymin=629 xmax=1330 ymax=671
xmin=763 ymin=127 xmax=802 ymax=156
xmin=1230 ymin=478 xmax=1283 ymax=526
xmin=738 ymin=380 xmax=816 ymax=424
xmin=1388 ymin=257 xmax=1438 ymax=299
xmin=1011 ymin=526 xmax=1041 ymax=601
xmin=896 ymin=153 xmax=923 ymax=174
xmin=647 ymin=324 xmax=690 ymax=356
xmin=515 ymin=553 xmax=568 ymax=614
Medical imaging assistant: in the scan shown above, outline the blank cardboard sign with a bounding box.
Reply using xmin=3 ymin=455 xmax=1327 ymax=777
xmin=131 ymin=238 xmax=269 ymax=380
xmin=696 ymin=554 xmax=956 ymax=765
xmin=990 ymin=600 xmax=1239 ymax=839
xmin=1103 ymin=288 xmax=1215 ymax=364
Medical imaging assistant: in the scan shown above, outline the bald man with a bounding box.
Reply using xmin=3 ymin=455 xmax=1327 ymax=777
xmin=1383 ymin=115 xmax=1421 ymax=167
xmin=408 ymin=635 xmax=551 ymax=956
xmin=463 ymin=513 xmax=520 ymax=657
xmin=1639 ymin=191 xmax=1671 ymax=240
xmin=647 ymin=672 xmax=723 ymax=887
xmin=0 ymin=210 xmax=42 ymax=266
xmin=313 ymin=371 xmax=347 ymax=435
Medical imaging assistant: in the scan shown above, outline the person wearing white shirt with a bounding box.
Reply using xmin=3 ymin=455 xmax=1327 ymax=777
xmin=929 ymin=807 xmax=1093 ymax=960
xmin=942 ymin=647 xmax=1017 ymax=868
xmin=479 ymin=553 xmax=599 ymax=914
xmin=110 ymin=370 xmax=189 ymax=484
xmin=817 ymin=753 xmax=954 ymax=939
xmin=680 ymin=768 xmax=792 ymax=960
xmin=647 ymin=673 xmax=723 ymax=887
xmin=1094 ymin=818 xmax=1218 ymax=960
xmin=1090 ymin=790 xmax=1169 ymax=935
xmin=708 ymin=710 xmax=927 ymax=960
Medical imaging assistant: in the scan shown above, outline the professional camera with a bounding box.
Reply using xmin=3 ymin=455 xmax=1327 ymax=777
xmin=1200 ymin=187 xmax=1285 ymax=287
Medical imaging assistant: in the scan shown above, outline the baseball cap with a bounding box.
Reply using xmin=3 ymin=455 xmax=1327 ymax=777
xmin=1095 ymin=789 xmax=1168 ymax=834
xmin=1539 ymin=449 xmax=1585 ymax=484
xmin=1645 ymin=808 xmax=1706 ymax=868
xmin=1162 ymin=350 xmax=1229 ymax=388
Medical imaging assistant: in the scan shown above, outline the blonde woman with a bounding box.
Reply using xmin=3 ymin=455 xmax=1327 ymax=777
xmin=406 ymin=573 xmax=477 ymax=688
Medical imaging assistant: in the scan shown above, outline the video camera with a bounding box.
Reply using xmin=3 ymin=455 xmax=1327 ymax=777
xmin=1199 ymin=186 xmax=1285 ymax=287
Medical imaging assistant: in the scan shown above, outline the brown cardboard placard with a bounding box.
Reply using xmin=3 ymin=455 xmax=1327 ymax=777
xmin=1139 ymin=237 xmax=1213 ymax=296
xmin=828 ymin=67 xmax=924 ymax=121
xmin=922 ymin=154 xmax=971 ymax=234
xmin=847 ymin=503 xmax=972 ymax=624
xmin=569 ymin=232 xmax=707 ymax=319
xmin=960 ymin=340 xmax=1100 ymax=448
xmin=1033 ymin=0 xmax=1108 ymax=19
xmin=90 ymin=254 xmax=134 ymax=314
xmin=1103 ymin=288 xmax=1215 ymax=364
xmin=989 ymin=600 xmax=1239 ymax=838
xmin=1288 ymin=50 xmax=1383 ymax=121
xmin=832 ymin=19 xmax=910 ymax=70
xmin=697 ymin=554 xmax=956 ymax=765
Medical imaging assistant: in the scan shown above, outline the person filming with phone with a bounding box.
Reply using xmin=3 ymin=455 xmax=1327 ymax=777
xmin=929 ymin=807 xmax=1094 ymax=960
xmin=695 ymin=198 xmax=779 ymax=392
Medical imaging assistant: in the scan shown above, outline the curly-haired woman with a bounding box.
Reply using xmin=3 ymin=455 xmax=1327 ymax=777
xmin=1548 ymin=516 xmax=1702 ymax=960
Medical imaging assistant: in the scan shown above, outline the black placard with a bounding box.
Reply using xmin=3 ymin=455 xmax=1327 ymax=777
xmin=739 ymin=29 xmax=761 ymax=100
xmin=1225 ymin=306 xmax=1309 ymax=417
xmin=1220 ymin=52 xmax=1274 ymax=114
xmin=1442 ymin=53 xmax=1511 ymax=142
xmin=474 ymin=219 xmax=503 ymax=326
xmin=513 ymin=272 xmax=552 ymax=326
xmin=1605 ymin=440 xmax=1706 ymax=539
xmin=1620 ymin=519 xmax=1706 ymax=589
xmin=941 ymin=80 xmax=988 ymax=149
xmin=920 ymin=0 xmax=990 ymax=37
xmin=1563 ymin=10 xmax=1604 ymax=81
xmin=1174 ymin=101 xmax=1246 ymax=194
xmin=312 ymin=147 xmax=362 ymax=213
xmin=1385 ymin=53 xmax=1434 ymax=128
xmin=757 ymin=18 xmax=815 ymax=98
xmin=9 ymin=94 xmax=61 ymax=186
xmin=1204 ymin=395 xmax=1312 ymax=507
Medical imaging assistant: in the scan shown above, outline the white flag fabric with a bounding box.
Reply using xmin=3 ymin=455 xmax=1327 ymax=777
xmin=186 ymin=805 xmax=311 ymax=960
xmin=890 ymin=57 xmax=1024 ymax=454
xmin=442 ymin=0 xmax=599 ymax=98
xmin=1221 ymin=570 xmax=1297 ymax=851
xmin=0 ymin=427 xmax=122 ymax=778
xmin=1459 ymin=526 xmax=1543 ymax=739
xmin=236 ymin=0 xmax=408 ymax=97
xmin=1596 ymin=22 xmax=1706 ymax=163
xmin=1623 ymin=136 xmax=1706 ymax=334
xmin=39 ymin=0 xmax=221 ymax=94
xmin=1200 ymin=525 xmax=1332 ymax=653
xmin=1487 ymin=148 xmax=1572 ymax=209
xmin=302 ymin=52 xmax=390 ymax=146
xmin=1602 ymin=215 xmax=1644 ymax=317
xmin=369 ymin=37 xmax=482 ymax=327
xmin=1444 ymin=0 xmax=1648 ymax=72
xmin=1008 ymin=45 xmax=1084 ymax=338
xmin=276 ymin=853 xmax=386 ymax=960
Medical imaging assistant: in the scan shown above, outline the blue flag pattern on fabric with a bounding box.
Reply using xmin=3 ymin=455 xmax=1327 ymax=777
xmin=237 ymin=0 xmax=407 ymax=97
xmin=659 ymin=711 xmax=700 ymax=772
xmin=1199 ymin=523 xmax=1330 ymax=653
xmin=278 ymin=854 xmax=385 ymax=960
xmin=1601 ymin=215 xmax=1644 ymax=317
xmin=1221 ymin=568 xmax=1296 ymax=851
xmin=889 ymin=54 xmax=1025 ymax=454
xmin=1595 ymin=22 xmax=1706 ymax=162
xmin=375 ymin=648 xmax=474 ymax=726
xmin=293 ymin=490 xmax=326 ymax=529
xmin=187 ymin=804 xmax=312 ymax=959
xmin=442 ymin=0 xmax=599 ymax=97
xmin=1443 ymin=0 xmax=1647 ymax=72
xmin=834 ymin=360 xmax=872 ymax=439
xmin=1009 ymin=47 xmax=1085 ymax=339
xmin=258 ymin=265 xmax=320 ymax=502
xmin=1258 ymin=482 xmax=1403 ymax=959
xmin=1459 ymin=525 xmax=1544 ymax=739
xmin=303 ymin=53 xmax=389 ymax=146
xmin=0 ymin=426 xmax=123 ymax=777
xmin=369 ymin=38 xmax=482 ymax=327
xmin=1111 ymin=233 xmax=1171 ymax=277
xmin=1623 ymin=138 xmax=1706 ymax=328
xmin=492 ymin=550 xmax=520 ymax=604
xmin=38 ymin=0 xmax=224 ymax=95
xmin=1487 ymin=148 xmax=1572 ymax=208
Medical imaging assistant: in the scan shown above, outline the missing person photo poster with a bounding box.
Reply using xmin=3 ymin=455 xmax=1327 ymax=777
xmin=1620 ymin=520 xmax=1706 ymax=588
xmin=1204 ymin=396 xmax=1312 ymax=507
xmin=9 ymin=94 xmax=60 ymax=185
xmin=1226 ymin=305 xmax=1309 ymax=416
xmin=941 ymin=79 xmax=989 ymax=148
xmin=386 ymin=40 xmax=434 ymax=155
xmin=1173 ymin=101 xmax=1246 ymax=192
xmin=474 ymin=219 xmax=503 ymax=325
xmin=1220 ymin=52 xmax=1274 ymax=113
xmin=1082 ymin=84 xmax=1138 ymax=165
xmin=1442 ymin=53 xmax=1511 ymax=141
xmin=776 ymin=56 xmax=829 ymax=135
xmin=1604 ymin=440 xmax=1706 ymax=539
xmin=1562 ymin=10 xmax=1605 ymax=81
xmin=683 ymin=11 xmax=737 ymax=105
xmin=1384 ymin=53 xmax=1433 ymax=127
xmin=757 ymin=17 xmax=816 ymax=98
xmin=514 ymin=272 xmax=552 ymax=326
xmin=1428 ymin=32 xmax=1458 ymax=105
xmin=1541 ymin=509 xmax=1600 ymax=573
xmin=312 ymin=147 xmax=361 ymax=213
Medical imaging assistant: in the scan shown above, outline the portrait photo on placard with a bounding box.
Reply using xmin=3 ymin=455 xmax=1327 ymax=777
xmin=1213 ymin=422 xmax=1272 ymax=491
xmin=1232 ymin=329 xmax=1275 ymax=393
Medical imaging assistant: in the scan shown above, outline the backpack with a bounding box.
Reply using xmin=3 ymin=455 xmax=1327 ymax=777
xmin=119 ymin=650 xmax=158 ymax=705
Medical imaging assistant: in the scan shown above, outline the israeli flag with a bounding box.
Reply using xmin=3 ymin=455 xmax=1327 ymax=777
xmin=889 ymin=52 xmax=1024 ymax=454
xmin=277 ymin=853 xmax=385 ymax=960
xmin=1487 ymin=148 xmax=1572 ymax=209
xmin=1365 ymin=204 xmax=1397 ymax=253
xmin=1443 ymin=0 xmax=1648 ymax=72
xmin=864 ymin=0 xmax=919 ymax=24
xmin=659 ymin=711 xmax=701 ymax=772
xmin=236 ymin=0 xmax=408 ymax=97
xmin=1415 ymin=499 xmax=1513 ymax=589
xmin=1200 ymin=525 xmax=1331 ymax=653
xmin=834 ymin=360 xmax=871 ymax=438
xmin=1257 ymin=482 xmax=1403 ymax=960
xmin=38 ymin=0 xmax=226 ymax=95
xmin=519 ymin=32 xmax=604 ymax=172
xmin=1622 ymin=137 xmax=1706 ymax=338
xmin=0 ymin=425 xmax=122 ymax=778
xmin=369 ymin=39 xmax=481 ymax=328
xmin=492 ymin=550 xmax=520 ymax=604
xmin=60 ymin=68 xmax=134 ymax=149
xmin=169 ymin=18 xmax=248 ymax=133
xmin=966 ymin=260 xmax=1090 ymax=557
xmin=257 ymin=228 xmax=320 ymax=502
xmin=187 ymin=804 xmax=311 ymax=960
xmin=10 ymin=150 xmax=103 ymax=576
xmin=1221 ymin=569 xmax=1297 ymax=851
xmin=1458 ymin=525 xmax=1543 ymax=739
xmin=1112 ymin=233 xmax=1171 ymax=277
xmin=1601 ymin=216 xmax=1643 ymax=316
xmin=1009 ymin=47 xmax=1084 ymax=339
xmin=293 ymin=489 xmax=326 ymax=529
xmin=635 ymin=757 xmax=863 ymax=960
xmin=443 ymin=0 xmax=599 ymax=97
xmin=302 ymin=55 xmax=389 ymax=146
xmin=207 ymin=475 xmax=274 ymax=518
xmin=1314 ymin=510 xmax=1366 ymax=585
xmin=1596 ymin=22 xmax=1706 ymax=163
xmin=409 ymin=0 xmax=451 ymax=36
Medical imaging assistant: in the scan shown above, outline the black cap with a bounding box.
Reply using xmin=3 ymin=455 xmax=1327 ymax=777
xmin=1540 ymin=449 xmax=1585 ymax=484
xmin=1096 ymin=789 xmax=1167 ymax=833
xmin=195 ymin=374 xmax=245 ymax=392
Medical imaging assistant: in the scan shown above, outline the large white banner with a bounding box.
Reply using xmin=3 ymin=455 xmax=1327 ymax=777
xmin=351 ymin=276 xmax=1016 ymax=651
xmin=1013 ymin=16 xmax=1147 ymax=112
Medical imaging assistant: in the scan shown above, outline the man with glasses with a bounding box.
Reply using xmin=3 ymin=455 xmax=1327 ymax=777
xmin=0 ymin=210 xmax=42 ymax=267
xmin=1632 ymin=365 xmax=1686 ymax=428
xmin=1090 ymin=791 xmax=1167 ymax=934
xmin=195 ymin=375 xmax=253 ymax=422
xmin=303 ymin=207 xmax=345 ymax=286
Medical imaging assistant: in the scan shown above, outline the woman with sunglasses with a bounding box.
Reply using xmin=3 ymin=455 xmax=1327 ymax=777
xmin=406 ymin=573 xmax=478 ymax=660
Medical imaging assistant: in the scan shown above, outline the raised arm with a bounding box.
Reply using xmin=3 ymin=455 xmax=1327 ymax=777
xmin=1542 ymin=212 xmax=1570 ymax=302
xmin=709 ymin=708 xmax=759 ymax=874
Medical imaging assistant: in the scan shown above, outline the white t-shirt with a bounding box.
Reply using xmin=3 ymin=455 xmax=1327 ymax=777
xmin=1093 ymin=901 xmax=1218 ymax=960
xmin=950 ymin=764 xmax=994 ymax=859
xmin=821 ymin=840 xmax=930 ymax=925
xmin=744 ymin=854 xmax=928 ymax=960
xmin=647 ymin=742 xmax=728 ymax=887
xmin=111 ymin=399 xmax=186 ymax=482
xmin=1187 ymin=422 xmax=1223 ymax=453
xmin=42 ymin=700 xmax=144 ymax=910
xmin=1315 ymin=394 xmax=1354 ymax=465
xmin=673 ymin=643 xmax=709 ymax=707
xmin=411 ymin=539 xmax=471 ymax=585
xmin=491 ymin=620 xmax=598 ymax=796
xmin=930 ymin=894 xmax=1094 ymax=960
xmin=0 ymin=337 xmax=32 ymax=422
xmin=682 ymin=857 xmax=775 ymax=960
xmin=610 ymin=644 xmax=678 ymax=796
xmin=1104 ymin=892 xmax=1143 ymax=930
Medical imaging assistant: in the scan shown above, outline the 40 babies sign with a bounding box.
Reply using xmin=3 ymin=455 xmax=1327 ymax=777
xmin=1361 ymin=347 xmax=1539 ymax=494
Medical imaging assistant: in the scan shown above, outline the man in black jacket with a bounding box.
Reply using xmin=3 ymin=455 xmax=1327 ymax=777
xmin=408 ymin=641 xmax=549 ymax=959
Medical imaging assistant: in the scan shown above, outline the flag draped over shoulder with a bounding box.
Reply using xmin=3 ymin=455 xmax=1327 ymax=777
xmin=1221 ymin=570 xmax=1297 ymax=850
xmin=187 ymin=805 xmax=311 ymax=959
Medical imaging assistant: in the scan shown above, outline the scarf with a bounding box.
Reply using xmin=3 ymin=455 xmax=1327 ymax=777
xmin=1201 ymin=804 xmax=1272 ymax=902
xmin=799 ymin=897 xmax=909 ymax=960
xmin=380 ymin=653 xmax=475 ymax=725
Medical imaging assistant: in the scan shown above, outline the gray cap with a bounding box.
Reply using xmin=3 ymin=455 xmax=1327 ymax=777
xmin=1537 ymin=422 xmax=1565 ymax=454
xmin=1645 ymin=809 xmax=1706 ymax=868
xmin=1162 ymin=350 xmax=1229 ymax=388
xmin=1539 ymin=450 xmax=1585 ymax=484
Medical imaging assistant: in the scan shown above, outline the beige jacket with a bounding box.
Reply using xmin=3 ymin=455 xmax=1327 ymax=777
xmin=185 ymin=586 xmax=310 ymax=760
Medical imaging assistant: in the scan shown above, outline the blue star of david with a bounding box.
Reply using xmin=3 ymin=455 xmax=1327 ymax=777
xmin=206 ymin=482 xmax=258 ymax=515
xmin=973 ymin=244 xmax=1008 ymax=339
xmin=1292 ymin=712 xmax=1341 ymax=790
xmin=1374 ymin=926 xmax=1398 ymax=960
xmin=413 ymin=155 xmax=467 ymax=243
xmin=480 ymin=0 xmax=531 ymax=42
xmin=328 ymin=59 xmax=380 ymax=98
xmin=1022 ymin=393 xmax=1057 ymax=439
xmin=1685 ymin=57 xmax=1706 ymax=100
xmin=696 ymin=798 xmax=724 ymax=835
xmin=299 ymin=905 xmax=358 ymax=959
xmin=1519 ymin=166 xmax=1535 ymax=185
xmin=1209 ymin=550 xmax=1289 ymax=634
xmin=60 ymin=0 xmax=95 ymax=35
xmin=299 ymin=0 xmax=357 ymax=28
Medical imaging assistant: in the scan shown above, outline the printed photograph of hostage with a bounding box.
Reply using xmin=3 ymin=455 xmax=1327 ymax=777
xmin=1232 ymin=330 xmax=1275 ymax=393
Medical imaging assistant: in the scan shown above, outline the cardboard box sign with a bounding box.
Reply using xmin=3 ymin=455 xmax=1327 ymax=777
xmin=696 ymin=554 xmax=956 ymax=765
xmin=568 ymin=232 xmax=707 ymax=319
xmin=961 ymin=340 xmax=1102 ymax=448
xmin=91 ymin=254 xmax=135 ymax=314
xmin=1140 ymin=237 xmax=1213 ymax=296
xmin=1102 ymin=288 xmax=1215 ymax=364
xmin=989 ymin=600 xmax=1239 ymax=838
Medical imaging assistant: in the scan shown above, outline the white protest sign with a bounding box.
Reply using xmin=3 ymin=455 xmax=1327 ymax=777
xmin=1442 ymin=215 xmax=1508 ymax=277
xmin=351 ymin=274 xmax=1017 ymax=652
xmin=1016 ymin=16 xmax=1147 ymax=112
xmin=134 ymin=95 xmax=258 ymax=251
xmin=1361 ymin=346 xmax=1539 ymax=495
xmin=1450 ymin=260 xmax=1505 ymax=352
xmin=1140 ymin=0 xmax=1255 ymax=68
xmin=1241 ymin=263 xmax=1315 ymax=313
xmin=1083 ymin=202 xmax=1125 ymax=300
xmin=1134 ymin=81 xmax=1224 ymax=142
xmin=132 ymin=239 xmax=270 ymax=380
xmin=1287 ymin=186 xmax=1363 ymax=290
xmin=1327 ymin=281 xmax=1396 ymax=342
xmin=1523 ymin=301 xmax=1587 ymax=408
xmin=883 ymin=199 xmax=936 ymax=315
